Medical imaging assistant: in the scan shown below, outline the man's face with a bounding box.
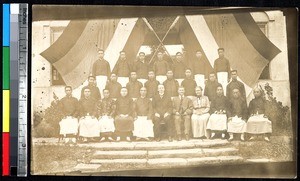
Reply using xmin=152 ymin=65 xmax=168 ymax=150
xmin=216 ymin=87 xmax=223 ymax=96
xmin=158 ymin=85 xmax=165 ymax=95
xmin=120 ymin=88 xmax=128 ymax=97
xmin=166 ymin=71 xmax=173 ymax=79
xmin=111 ymin=74 xmax=117 ymax=82
xmin=218 ymin=50 xmax=224 ymax=58
xmin=253 ymin=88 xmax=261 ymax=98
xmin=209 ymin=74 xmax=216 ymax=82
xmin=120 ymin=52 xmax=126 ymax=60
xmin=84 ymin=89 xmax=91 ymax=98
xmin=157 ymin=52 xmax=163 ymax=60
xmin=140 ymin=87 xmax=147 ymax=97
xmin=185 ymin=69 xmax=192 ymax=78
xmin=98 ymin=51 xmax=104 ymax=59
xmin=195 ymin=87 xmax=202 ymax=96
xmin=148 ymin=71 xmax=155 ymax=79
xmin=103 ymin=90 xmax=110 ymax=98
xmin=130 ymin=72 xmax=137 ymax=81
xmin=139 ymin=53 xmax=145 ymax=60
xmin=88 ymin=77 xmax=95 ymax=84
xmin=178 ymin=87 xmax=185 ymax=96
xmin=233 ymin=89 xmax=240 ymax=98
xmin=231 ymin=71 xmax=238 ymax=80
xmin=65 ymin=87 xmax=72 ymax=96
xmin=196 ymin=51 xmax=202 ymax=59
xmin=176 ymin=54 xmax=182 ymax=61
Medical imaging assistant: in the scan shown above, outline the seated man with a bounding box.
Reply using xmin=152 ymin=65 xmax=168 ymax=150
xmin=152 ymin=84 xmax=173 ymax=142
xmin=58 ymin=86 xmax=79 ymax=144
xmin=105 ymin=73 xmax=122 ymax=100
xmin=246 ymin=87 xmax=272 ymax=142
xmin=173 ymin=86 xmax=193 ymax=141
xmin=126 ymin=71 xmax=143 ymax=100
xmin=78 ymin=87 xmax=99 ymax=143
xmin=80 ymin=75 xmax=101 ymax=101
xmin=227 ymin=88 xmax=248 ymax=141
xmin=97 ymin=89 xmax=116 ymax=142
xmin=207 ymin=85 xmax=231 ymax=139
xmin=114 ymin=88 xmax=134 ymax=141
xmin=133 ymin=87 xmax=154 ymax=141
xmin=191 ymin=86 xmax=210 ymax=139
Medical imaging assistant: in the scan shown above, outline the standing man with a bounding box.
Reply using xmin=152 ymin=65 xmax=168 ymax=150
xmin=172 ymin=86 xmax=193 ymax=141
xmin=181 ymin=68 xmax=197 ymax=98
xmin=172 ymin=52 xmax=187 ymax=85
xmin=105 ymin=73 xmax=122 ymax=100
xmin=126 ymin=71 xmax=143 ymax=100
xmin=92 ymin=49 xmax=111 ymax=98
xmin=133 ymin=87 xmax=154 ymax=141
xmin=214 ymin=48 xmax=231 ymax=95
xmin=144 ymin=70 xmax=160 ymax=99
xmin=78 ymin=87 xmax=99 ymax=142
xmin=207 ymin=85 xmax=231 ymax=139
xmin=97 ymin=89 xmax=116 ymax=142
xmin=226 ymin=70 xmax=246 ymax=101
xmin=192 ymin=50 xmax=210 ymax=89
xmin=227 ymin=89 xmax=248 ymax=141
xmin=163 ymin=70 xmax=179 ymax=99
xmin=246 ymin=87 xmax=272 ymax=142
xmin=58 ymin=86 xmax=79 ymax=144
xmin=152 ymin=85 xmax=173 ymax=142
xmin=112 ymin=51 xmax=132 ymax=87
xmin=153 ymin=51 xmax=169 ymax=84
xmin=81 ymin=76 xmax=101 ymax=101
xmin=204 ymin=72 xmax=222 ymax=102
xmin=134 ymin=52 xmax=149 ymax=85
xmin=114 ymin=88 xmax=134 ymax=142
xmin=191 ymin=86 xmax=210 ymax=139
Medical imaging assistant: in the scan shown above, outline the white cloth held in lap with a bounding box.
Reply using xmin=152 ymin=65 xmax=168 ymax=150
xmin=246 ymin=114 xmax=272 ymax=134
xmin=59 ymin=116 xmax=79 ymax=135
xmin=98 ymin=115 xmax=115 ymax=133
xmin=207 ymin=113 xmax=227 ymax=131
xmin=227 ymin=116 xmax=247 ymax=133
xmin=133 ymin=116 xmax=154 ymax=138
xmin=79 ymin=116 xmax=100 ymax=137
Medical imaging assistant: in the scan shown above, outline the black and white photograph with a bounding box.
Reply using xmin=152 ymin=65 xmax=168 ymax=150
xmin=30 ymin=5 xmax=296 ymax=177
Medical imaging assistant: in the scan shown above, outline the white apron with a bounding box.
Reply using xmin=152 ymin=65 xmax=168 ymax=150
xmin=246 ymin=114 xmax=272 ymax=134
xmin=133 ymin=116 xmax=154 ymax=138
xmin=207 ymin=113 xmax=227 ymax=131
xmin=98 ymin=116 xmax=115 ymax=133
xmin=227 ymin=116 xmax=247 ymax=133
xmin=156 ymin=75 xmax=167 ymax=84
xmin=117 ymin=77 xmax=129 ymax=87
xmin=59 ymin=116 xmax=79 ymax=136
xmin=79 ymin=116 xmax=100 ymax=137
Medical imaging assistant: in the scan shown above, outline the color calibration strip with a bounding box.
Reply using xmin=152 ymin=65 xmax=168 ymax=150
xmin=3 ymin=3 xmax=11 ymax=176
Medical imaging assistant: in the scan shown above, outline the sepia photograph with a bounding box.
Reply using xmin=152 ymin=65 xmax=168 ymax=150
xmin=30 ymin=5 xmax=296 ymax=177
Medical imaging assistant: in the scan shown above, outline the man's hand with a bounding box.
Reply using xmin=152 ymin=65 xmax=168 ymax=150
xmin=175 ymin=112 xmax=180 ymax=116
xmin=155 ymin=113 xmax=160 ymax=118
xmin=228 ymin=117 xmax=232 ymax=122
xmin=164 ymin=113 xmax=169 ymax=118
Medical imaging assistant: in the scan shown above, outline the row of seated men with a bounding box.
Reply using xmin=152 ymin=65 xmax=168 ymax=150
xmin=58 ymin=81 xmax=272 ymax=144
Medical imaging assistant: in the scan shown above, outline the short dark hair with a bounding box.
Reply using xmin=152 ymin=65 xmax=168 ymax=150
xmin=139 ymin=52 xmax=145 ymax=55
xmin=83 ymin=87 xmax=91 ymax=91
xmin=217 ymin=84 xmax=223 ymax=89
xmin=65 ymin=86 xmax=72 ymax=90
xmin=98 ymin=49 xmax=104 ymax=53
xmin=231 ymin=70 xmax=238 ymax=73
xmin=209 ymin=71 xmax=216 ymax=75
xmin=176 ymin=52 xmax=182 ymax=55
xmin=218 ymin=48 xmax=224 ymax=51
xmin=185 ymin=68 xmax=192 ymax=72
xmin=88 ymin=75 xmax=95 ymax=79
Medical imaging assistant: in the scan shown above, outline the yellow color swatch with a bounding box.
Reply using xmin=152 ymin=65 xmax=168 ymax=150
xmin=3 ymin=90 xmax=10 ymax=132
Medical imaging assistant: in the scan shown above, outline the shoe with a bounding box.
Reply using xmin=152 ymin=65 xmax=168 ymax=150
xmin=185 ymin=134 xmax=190 ymax=141
xmin=168 ymin=136 xmax=173 ymax=142
xmin=126 ymin=137 xmax=131 ymax=142
xmin=177 ymin=135 xmax=182 ymax=141
xmin=241 ymin=134 xmax=245 ymax=141
xmin=116 ymin=137 xmax=121 ymax=142
xmin=83 ymin=138 xmax=88 ymax=143
xmin=64 ymin=138 xmax=70 ymax=144
xmin=211 ymin=132 xmax=215 ymax=138
xmin=249 ymin=136 xmax=255 ymax=141
xmin=264 ymin=137 xmax=270 ymax=142
xmin=100 ymin=137 xmax=105 ymax=142
xmin=107 ymin=137 xmax=114 ymax=141
xmin=156 ymin=137 xmax=161 ymax=142
xmin=71 ymin=138 xmax=77 ymax=144
xmin=221 ymin=133 xmax=226 ymax=139
xmin=228 ymin=136 xmax=233 ymax=141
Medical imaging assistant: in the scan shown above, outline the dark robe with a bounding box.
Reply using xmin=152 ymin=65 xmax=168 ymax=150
xmin=134 ymin=97 xmax=153 ymax=119
xmin=112 ymin=58 xmax=132 ymax=77
xmin=80 ymin=84 xmax=101 ymax=101
xmin=163 ymin=78 xmax=179 ymax=97
xmin=191 ymin=58 xmax=210 ymax=78
xmin=204 ymin=81 xmax=222 ymax=102
xmin=229 ymin=97 xmax=248 ymax=120
xmin=214 ymin=57 xmax=231 ymax=76
xmin=115 ymin=96 xmax=134 ymax=132
xmin=226 ymin=79 xmax=246 ymax=101
xmin=96 ymin=98 xmax=116 ymax=117
xmin=105 ymin=81 xmax=122 ymax=99
xmin=152 ymin=94 xmax=172 ymax=116
xmin=181 ymin=78 xmax=197 ymax=96
xmin=209 ymin=95 xmax=231 ymax=117
xmin=78 ymin=97 xmax=97 ymax=117
xmin=172 ymin=60 xmax=187 ymax=79
xmin=59 ymin=96 xmax=79 ymax=117
xmin=248 ymin=97 xmax=266 ymax=115
xmin=92 ymin=59 xmax=111 ymax=77
xmin=126 ymin=80 xmax=143 ymax=98
xmin=153 ymin=60 xmax=169 ymax=76
xmin=134 ymin=60 xmax=149 ymax=79
xmin=144 ymin=79 xmax=159 ymax=98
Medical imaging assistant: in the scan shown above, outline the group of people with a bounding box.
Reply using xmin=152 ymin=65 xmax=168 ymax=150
xmin=57 ymin=48 xmax=272 ymax=144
